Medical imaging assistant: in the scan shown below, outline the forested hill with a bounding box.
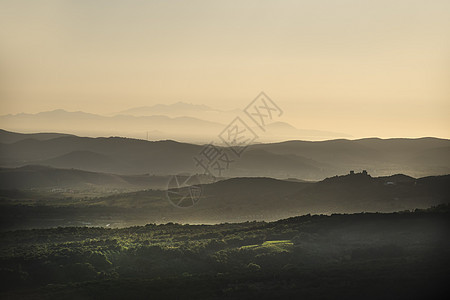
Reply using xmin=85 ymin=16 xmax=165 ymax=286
xmin=1 ymin=206 xmax=448 ymax=299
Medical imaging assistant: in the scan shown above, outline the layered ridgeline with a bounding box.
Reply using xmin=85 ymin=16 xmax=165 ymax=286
xmin=1 ymin=169 xmax=448 ymax=229
xmin=1 ymin=129 xmax=449 ymax=180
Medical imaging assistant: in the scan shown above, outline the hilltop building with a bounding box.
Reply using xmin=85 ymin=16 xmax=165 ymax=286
xmin=349 ymin=170 xmax=369 ymax=176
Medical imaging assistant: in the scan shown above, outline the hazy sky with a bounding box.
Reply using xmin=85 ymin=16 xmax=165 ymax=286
xmin=1 ymin=0 xmax=449 ymax=138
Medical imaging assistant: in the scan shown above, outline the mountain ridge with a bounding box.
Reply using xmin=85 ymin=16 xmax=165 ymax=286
xmin=1 ymin=130 xmax=449 ymax=179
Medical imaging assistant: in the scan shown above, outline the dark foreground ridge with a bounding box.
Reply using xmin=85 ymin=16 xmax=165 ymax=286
xmin=1 ymin=205 xmax=449 ymax=299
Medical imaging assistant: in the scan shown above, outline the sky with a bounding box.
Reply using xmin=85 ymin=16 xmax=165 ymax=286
xmin=0 ymin=0 xmax=449 ymax=138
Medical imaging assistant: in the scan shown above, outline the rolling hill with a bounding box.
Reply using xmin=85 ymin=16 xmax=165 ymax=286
xmin=0 ymin=129 xmax=73 ymax=143
xmin=0 ymin=165 xmax=174 ymax=191
xmin=1 ymin=169 xmax=448 ymax=229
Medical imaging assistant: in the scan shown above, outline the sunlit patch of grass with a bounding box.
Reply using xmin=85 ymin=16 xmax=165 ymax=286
xmin=263 ymin=240 xmax=292 ymax=245
xmin=240 ymin=240 xmax=293 ymax=253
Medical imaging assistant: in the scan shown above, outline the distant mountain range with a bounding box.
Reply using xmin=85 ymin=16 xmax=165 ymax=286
xmin=1 ymin=129 xmax=449 ymax=180
xmin=0 ymin=109 xmax=224 ymax=142
xmin=117 ymin=102 xmax=232 ymax=116
xmin=0 ymin=104 xmax=350 ymax=142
